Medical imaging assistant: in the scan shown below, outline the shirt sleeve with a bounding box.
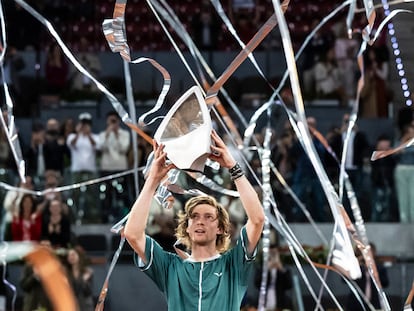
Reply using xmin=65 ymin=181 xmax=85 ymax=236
xmin=66 ymin=133 xmax=76 ymax=149
xmin=92 ymin=134 xmax=102 ymax=150
xmin=119 ymin=130 xmax=130 ymax=153
xmin=230 ymin=226 xmax=258 ymax=286
xmin=133 ymin=235 xmax=172 ymax=292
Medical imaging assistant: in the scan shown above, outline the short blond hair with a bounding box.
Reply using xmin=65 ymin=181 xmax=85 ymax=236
xmin=175 ymin=195 xmax=231 ymax=253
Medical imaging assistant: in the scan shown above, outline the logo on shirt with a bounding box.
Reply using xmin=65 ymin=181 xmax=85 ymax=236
xmin=214 ymin=272 xmax=223 ymax=277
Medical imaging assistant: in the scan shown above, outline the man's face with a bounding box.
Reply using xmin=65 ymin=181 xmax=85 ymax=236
xmin=32 ymin=130 xmax=45 ymax=144
xmin=107 ymin=115 xmax=119 ymax=128
xmin=376 ymin=139 xmax=391 ymax=151
xmin=186 ymin=204 xmax=222 ymax=246
xmin=80 ymin=120 xmax=92 ymax=133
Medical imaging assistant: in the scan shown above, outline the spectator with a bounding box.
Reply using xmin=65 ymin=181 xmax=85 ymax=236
xmin=64 ymin=246 xmax=94 ymax=311
xmin=0 ymin=112 xmax=12 ymax=183
xmin=60 ymin=117 xmax=76 ymax=180
xmin=0 ymin=46 xmax=25 ymax=115
xmin=4 ymin=3 xmax=40 ymax=50
xmin=44 ymin=118 xmax=70 ymax=175
xmin=192 ymin=6 xmax=220 ymax=51
xmin=11 ymin=193 xmax=42 ymax=242
xmin=150 ymin=213 xmax=177 ymax=253
xmin=146 ymin=197 xmax=182 ymax=253
xmin=314 ymin=47 xmax=347 ymax=106
xmin=220 ymin=196 xmax=247 ymax=245
xmin=25 ymin=122 xmax=46 ymax=187
xmin=20 ymin=240 xmax=53 ymax=311
xmin=231 ymin=0 xmax=255 ymax=11
xmin=254 ymin=244 xmax=292 ymax=311
xmin=271 ymin=129 xmax=294 ymax=181
xmin=127 ymin=133 xmax=152 ymax=187
xmin=0 ymin=110 xmax=24 ymax=183
xmin=360 ymin=47 xmax=390 ymax=118
xmin=233 ymin=13 xmax=256 ymax=43
xmin=98 ymin=111 xmax=130 ymax=223
xmin=66 ymin=112 xmax=101 ymax=223
xmin=1 ymin=176 xmax=34 ymax=240
xmin=290 ymin=117 xmax=327 ymax=222
xmin=61 ymin=117 xmax=76 ymax=143
xmin=0 ymin=264 xmax=14 ymax=310
xmin=44 ymin=43 xmax=69 ymax=96
xmin=394 ymin=124 xmax=414 ymax=223
xmin=370 ymin=135 xmax=397 ymax=222
xmin=397 ymin=106 xmax=414 ymax=134
xmin=271 ymin=129 xmax=295 ymax=220
xmin=334 ymin=24 xmax=358 ymax=100
xmin=41 ymin=199 xmax=72 ymax=248
xmin=69 ymin=36 xmax=102 ymax=96
xmin=299 ymin=19 xmax=335 ymax=99
xmin=329 ymin=113 xmax=370 ymax=206
xmin=37 ymin=170 xmax=70 ymax=218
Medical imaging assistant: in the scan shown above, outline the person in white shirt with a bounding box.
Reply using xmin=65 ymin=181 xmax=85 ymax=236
xmin=314 ymin=47 xmax=347 ymax=106
xmin=66 ymin=112 xmax=101 ymax=223
xmin=334 ymin=26 xmax=358 ymax=100
xmin=1 ymin=176 xmax=34 ymax=240
xmin=98 ymin=111 xmax=131 ymax=223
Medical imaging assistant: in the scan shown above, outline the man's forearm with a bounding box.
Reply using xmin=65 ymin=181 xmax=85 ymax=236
xmin=234 ymin=175 xmax=264 ymax=225
xmin=124 ymin=177 xmax=160 ymax=255
xmin=234 ymin=173 xmax=265 ymax=254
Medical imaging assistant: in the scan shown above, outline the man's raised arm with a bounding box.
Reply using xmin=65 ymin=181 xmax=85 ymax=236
xmin=124 ymin=141 xmax=174 ymax=263
xmin=209 ymin=131 xmax=265 ymax=254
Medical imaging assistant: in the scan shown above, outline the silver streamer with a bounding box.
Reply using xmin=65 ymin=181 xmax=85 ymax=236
xmin=257 ymin=126 xmax=272 ymax=311
xmin=155 ymin=0 xmax=253 ymax=139
xmin=361 ymin=0 xmax=377 ymax=43
xmin=266 ymin=212 xmax=343 ymax=310
xmin=95 ymin=237 xmax=126 ymax=311
xmin=274 ymin=0 xmax=353 ymax=99
xmin=102 ymin=10 xmax=171 ymax=126
xmin=0 ymin=110 xmax=25 ymax=182
xmin=0 ymin=168 xmax=140 ymax=197
xmin=356 ymin=0 xmax=414 ymax=11
xmin=346 ymin=0 xmax=357 ymax=38
xmin=404 ymin=281 xmax=414 ymax=310
xmin=369 ymin=9 xmax=412 ymax=44
xmin=209 ymin=0 xmax=270 ymax=85
xmin=4 ymin=0 xmax=412 ymax=309
xmin=0 ymin=1 xmax=26 ymax=183
xmin=272 ymin=0 xmax=361 ymax=286
xmin=14 ymin=0 xmax=132 ymax=125
xmin=0 ymin=243 xmax=18 ymax=311
xmin=122 ymin=57 xmax=140 ymax=200
xmin=372 ymin=136 xmax=414 ymax=161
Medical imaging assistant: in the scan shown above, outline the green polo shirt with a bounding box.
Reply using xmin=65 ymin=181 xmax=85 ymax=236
xmin=135 ymin=227 xmax=257 ymax=311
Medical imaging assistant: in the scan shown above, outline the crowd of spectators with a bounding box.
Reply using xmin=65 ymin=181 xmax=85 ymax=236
xmin=0 ymin=111 xmax=151 ymax=228
xmin=268 ymin=111 xmax=414 ymax=224
xmin=19 ymin=241 xmax=95 ymax=311
xmin=0 ymin=3 xmax=408 ymax=307
xmin=2 ymin=1 xmax=395 ymax=119
xmin=0 ymin=106 xmax=412 ymax=245
xmin=4 ymin=0 xmax=350 ymax=53
xmin=0 ymin=1 xmax=405 ymax=230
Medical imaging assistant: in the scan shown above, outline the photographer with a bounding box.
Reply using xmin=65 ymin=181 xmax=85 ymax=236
xmin=66 ymin=112 xmax=101 ymax=223
xmin=98 ymin=111 xmax=130 ymax=223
